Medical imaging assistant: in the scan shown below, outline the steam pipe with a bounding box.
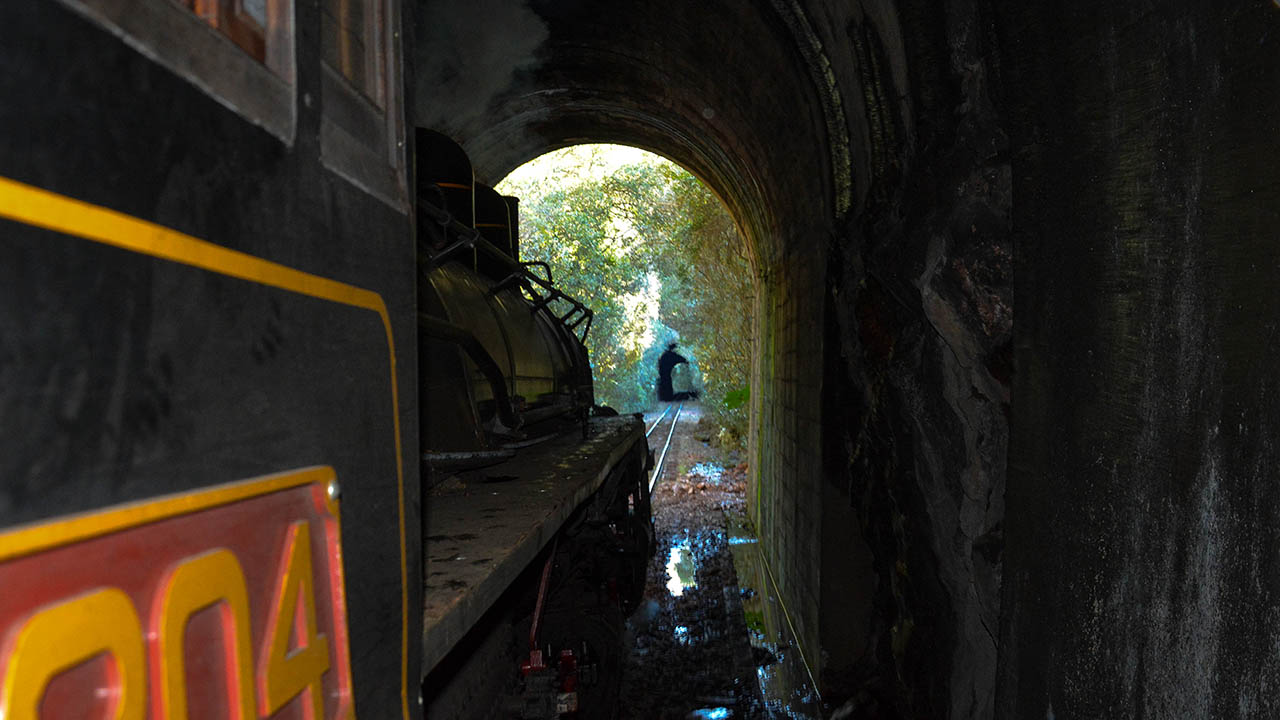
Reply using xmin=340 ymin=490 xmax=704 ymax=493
xmin=418 ymin=313 xmax=520 ymax=430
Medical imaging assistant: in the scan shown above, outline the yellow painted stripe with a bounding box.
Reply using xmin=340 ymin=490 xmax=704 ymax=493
xmin=0 ymin=467 xmax=333 ymax=561
xmin=0 ymin=176 xmax=412 ymax=720
xmin=0 ymin=178 xmax=385 ymax=311
xmin=435 ymin=181 xmax=471 ymax=190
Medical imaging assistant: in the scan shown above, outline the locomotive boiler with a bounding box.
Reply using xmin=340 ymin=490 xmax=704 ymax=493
xmin=416 ymin=129 xmax=597 ymax=464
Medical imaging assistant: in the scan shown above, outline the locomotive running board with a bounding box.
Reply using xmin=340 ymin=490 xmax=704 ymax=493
xmin=421 ymin=416 xmax=644 ymax=676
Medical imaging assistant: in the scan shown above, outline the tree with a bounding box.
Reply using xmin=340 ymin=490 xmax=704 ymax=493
xmin=498 ymin=146 xmax=754 ymax=445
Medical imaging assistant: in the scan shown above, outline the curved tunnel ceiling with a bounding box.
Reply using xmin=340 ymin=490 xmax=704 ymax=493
xmin=414 ymin=0 xmax=847 ymax=263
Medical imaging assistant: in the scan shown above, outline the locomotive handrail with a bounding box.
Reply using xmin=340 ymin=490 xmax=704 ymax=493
xmin=420 ymin=199 xmax=594 ymax=342
xmin=522 ymin=284 xmax=590 ymax=343
xmin=522 ymin=261 xmax=554 ymax=285
xmin=418 ymin=312 xmax=521 ymax=430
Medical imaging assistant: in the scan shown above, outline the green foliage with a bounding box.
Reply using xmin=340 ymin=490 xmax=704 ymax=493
xmin=498 ymin=145 xmax=754 ymax=446
xmin=724 ymin=387 xmax=750 ymax=411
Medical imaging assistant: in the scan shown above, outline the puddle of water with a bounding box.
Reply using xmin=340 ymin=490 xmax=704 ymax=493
xmin=688 ymin=461 xmax=724 ymax=484
xmin=665 ymin=539 xmax=698 ymax=596
xmin=687 ymin=708 xmax=732 ymax=719
xmin=725 ymin=510 xmax=823 ymax=719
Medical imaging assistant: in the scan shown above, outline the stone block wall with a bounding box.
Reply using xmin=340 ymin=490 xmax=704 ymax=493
xmin=751 ymin=238 xmax=829 ymax=673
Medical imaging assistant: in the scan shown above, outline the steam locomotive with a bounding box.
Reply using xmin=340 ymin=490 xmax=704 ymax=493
xmin=0 ymin=2 xmax=650 ymax=718
xmin=415 ymin=130 xmax=655 ymax=719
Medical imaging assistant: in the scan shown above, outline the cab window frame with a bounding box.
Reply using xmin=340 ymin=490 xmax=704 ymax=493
xmin=58 ymin=0 xmax=298 ymax=144
xmin=319 ymin=0 xmax=408 ymax=213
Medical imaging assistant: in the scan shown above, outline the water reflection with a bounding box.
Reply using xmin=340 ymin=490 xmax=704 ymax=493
xmin=688 ymin=462 xmax=725 ymax=484
xmin=665 ymin=539 xmax=698 ymax=596
xmin=687 ymin=708 xmax=732 ymax=719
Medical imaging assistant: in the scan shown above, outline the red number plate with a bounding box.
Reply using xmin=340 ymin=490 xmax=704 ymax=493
xmin=0 ymin=466 xmax=355 ymax=719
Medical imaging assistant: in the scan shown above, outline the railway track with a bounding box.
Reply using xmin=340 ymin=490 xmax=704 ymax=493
xmin=646 ymin=401 xmax=685 ymax=493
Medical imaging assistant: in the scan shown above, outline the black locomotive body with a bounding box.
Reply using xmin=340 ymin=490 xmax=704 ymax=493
xmin=415 ymin=131 xmax=655 ymax=719
xmin=0 ymin=2 xmax=650 ymax=718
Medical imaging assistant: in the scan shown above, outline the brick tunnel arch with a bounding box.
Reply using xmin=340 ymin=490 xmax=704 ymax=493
xmin=414 ymin=0 xmax=855 ymax=680
xmin=415 ymin=1 xmax=1280 ymax=718
xmin=417 ymin=0 xmax=843 ymax=272
xmin=412 ymin=0 xmax=1010 ymax=715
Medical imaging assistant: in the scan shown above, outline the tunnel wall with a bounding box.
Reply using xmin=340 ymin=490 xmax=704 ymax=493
xmin=752 ymin=237 xmax=829 ymax=674
xmin=817 ymin=0 xmax=1012 ymax=715
xmin=410 ymin=1 xmax=1280 ymax=717
xmin=997 ymin=3 xmax=1280 ymax=717
xmin=415 ymin=0 xmax=844 ymax=700
xmin=414 ymin=0 xmax=1019 ymax=714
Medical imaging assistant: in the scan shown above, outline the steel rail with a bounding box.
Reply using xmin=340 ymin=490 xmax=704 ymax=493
xmin=645 ymin=403 xmax=675 ymax=438
xmin=648 ymin=402 xmax=684 ymax=493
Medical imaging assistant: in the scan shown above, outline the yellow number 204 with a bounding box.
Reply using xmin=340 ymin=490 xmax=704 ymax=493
xmin=0 ymin=520 xmax=333 ymax=719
